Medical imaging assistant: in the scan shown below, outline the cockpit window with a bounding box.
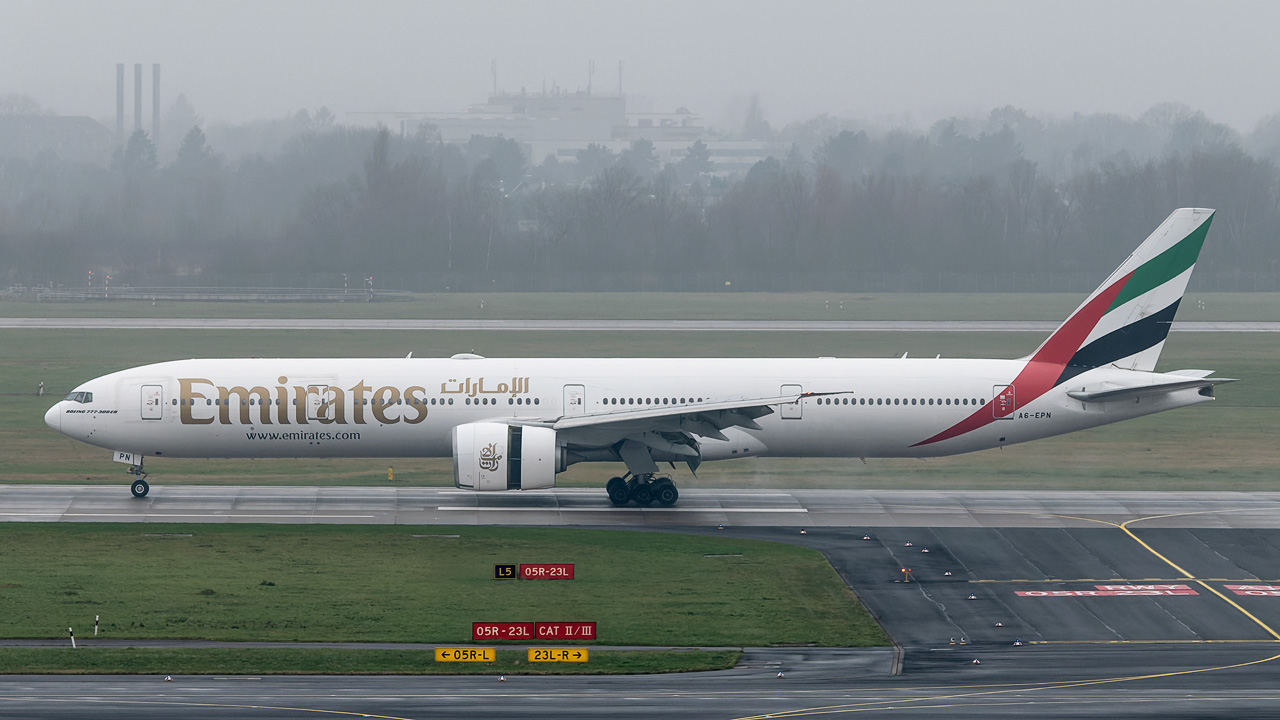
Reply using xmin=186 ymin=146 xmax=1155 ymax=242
xmin=63 ymin=391 xmax=93 ymax=404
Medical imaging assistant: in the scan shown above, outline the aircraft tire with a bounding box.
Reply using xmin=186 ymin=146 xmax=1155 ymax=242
xmin=130 ymin=479 xmax=150 ymax=498
xmin=654 ymin=481 xmax=678 ymax=506
xmin=631 ymin=482 xmax=654 ymax=506
xmin=606 ymin=477 xmax=630 ymax=506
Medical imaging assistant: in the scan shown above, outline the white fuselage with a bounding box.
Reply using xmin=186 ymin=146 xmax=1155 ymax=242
xmin=45 ymin=356 xmax=1211 ymax=464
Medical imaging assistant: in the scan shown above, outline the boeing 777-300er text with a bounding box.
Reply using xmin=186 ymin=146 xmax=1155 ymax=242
xmin=46 ymin=208 xmax=1231 ymax=505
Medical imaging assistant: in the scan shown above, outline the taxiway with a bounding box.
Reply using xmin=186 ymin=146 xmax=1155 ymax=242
xmin=4 ymin=487 xmax=1280 ymax=718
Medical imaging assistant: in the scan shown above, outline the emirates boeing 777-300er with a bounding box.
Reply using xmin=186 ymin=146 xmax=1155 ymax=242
xmin=46 ymin=208 xmax=1231 ymax=505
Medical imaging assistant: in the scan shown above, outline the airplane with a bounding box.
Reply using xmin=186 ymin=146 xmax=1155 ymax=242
xmin=45 ymin=208 xmax=1231 ymax=505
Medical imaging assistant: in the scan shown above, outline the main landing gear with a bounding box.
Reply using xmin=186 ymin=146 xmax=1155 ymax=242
xmin=607 ymin=473 xmax=679 ymax=507
xmin=128 ymin=462 xmax=149 ymax=498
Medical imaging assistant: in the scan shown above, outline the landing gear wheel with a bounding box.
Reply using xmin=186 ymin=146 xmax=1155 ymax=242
xmin=631 ymin=482 xmax=654 ymax=506
xmin=654 ymin=480 xmax=679 ymax=506
xmin=606 ymin=477 xmax=629 ymax=506
xmin=130 ymin=479 xmax=150 ymax=498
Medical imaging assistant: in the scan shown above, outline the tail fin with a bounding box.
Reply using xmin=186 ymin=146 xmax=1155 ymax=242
xmin=1027 ymin=208 xmax=1214 ymax=383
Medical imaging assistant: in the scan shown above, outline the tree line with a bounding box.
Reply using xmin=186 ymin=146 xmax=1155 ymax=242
xmin=2 ymin=102 xmax=1278 ymax=292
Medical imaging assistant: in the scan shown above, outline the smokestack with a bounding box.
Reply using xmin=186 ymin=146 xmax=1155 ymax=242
xmin=133 ymin=63 xmax=142 ymax=134
xmin=116 ymin=64 xmax=124 ymax=146
xmin=152 ymin=64 xmax=160 ymax=142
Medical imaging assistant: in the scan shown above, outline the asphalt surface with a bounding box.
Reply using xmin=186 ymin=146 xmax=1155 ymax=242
xmin=5 ymin=489 xmax=1280 ymax=718
xmin=2 ymin=317 xmax=1278 ymax=332
xmin=4 ymin=485 xmax=1280 ymax=528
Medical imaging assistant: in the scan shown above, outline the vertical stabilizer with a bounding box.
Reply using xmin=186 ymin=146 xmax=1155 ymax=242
xmin=1030 ymin=207 xmax=1214 ymax=383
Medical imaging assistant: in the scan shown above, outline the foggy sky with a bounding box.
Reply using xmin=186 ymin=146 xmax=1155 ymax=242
xmin=4 ymin=0 xmax=1279 ymax=132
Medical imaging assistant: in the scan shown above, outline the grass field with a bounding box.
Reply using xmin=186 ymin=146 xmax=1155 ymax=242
xmin=0 ymin=648 xmax=740 ymax=675
xmin=0 ymin=525 xmax=886 ymax=649
xmin=4 ymin=327 xmax=1274 ymax=491
xmin=1 ymin=291 xmax=1276 ymax=321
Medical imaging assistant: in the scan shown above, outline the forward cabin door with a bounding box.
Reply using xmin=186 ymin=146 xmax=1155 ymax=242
xmin=563 ymin=384 xmax=586 ymax=417
xmin=993 ymin=384 xmax=1016 ymax=419
xmin=141 ymin=384 xmax=163 ymax=420
xmin=780 ymin=384 xmax=803 ymax=419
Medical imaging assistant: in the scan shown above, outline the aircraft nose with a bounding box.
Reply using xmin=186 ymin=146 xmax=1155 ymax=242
xmin=44 ymin=403 xmax=60 ymax=432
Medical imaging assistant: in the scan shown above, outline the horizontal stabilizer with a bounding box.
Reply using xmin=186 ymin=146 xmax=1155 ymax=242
xmin=1067 ymin=376 xmax=1236 ymax=403
xmin=1166 ymin=369 xmax=1216 ymax=378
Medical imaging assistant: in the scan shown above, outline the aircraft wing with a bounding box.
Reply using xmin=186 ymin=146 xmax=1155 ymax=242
xmin=511 ymin=390 xmax=851 ymax=474
xmin=1066 ymin=375 xmax=1236 ymax=403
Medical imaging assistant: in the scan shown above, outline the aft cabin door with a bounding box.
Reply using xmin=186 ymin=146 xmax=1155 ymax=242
xmin=780 ymin=384 xmax=802 ymax=419
xmin=563 ymin=384 xmax=586 ymax=417
xmin=141 ymin=384 xmax=163 ymax=420
xmin=993 ymin=384 xmax=1015 ymax=419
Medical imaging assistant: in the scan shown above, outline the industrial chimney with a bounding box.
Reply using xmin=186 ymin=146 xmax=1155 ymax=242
xmin=152 ymin=64 xmax=160 ymax=143
xmin=133 ymin=63 xmax=142 ymax=134
xmin=116 ymin=64 xmax=124 ymax=146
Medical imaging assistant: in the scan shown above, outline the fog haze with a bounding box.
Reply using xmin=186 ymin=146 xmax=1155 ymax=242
xmin=5 ymin=0 xmax=1280 ymax=130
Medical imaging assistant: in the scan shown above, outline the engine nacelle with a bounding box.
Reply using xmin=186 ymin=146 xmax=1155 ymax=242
xmin=452 ymin=422 xmax=563 ymax=491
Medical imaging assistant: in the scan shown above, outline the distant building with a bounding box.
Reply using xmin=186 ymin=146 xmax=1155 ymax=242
xmin=347 ymin=90 xmax=773 ymax=175
xmin=0 ymin=115 xmax=113 ymax=164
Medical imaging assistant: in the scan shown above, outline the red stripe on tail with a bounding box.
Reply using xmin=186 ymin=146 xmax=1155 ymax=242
xmin=912 ymin=271 xmax=1132 ymax=447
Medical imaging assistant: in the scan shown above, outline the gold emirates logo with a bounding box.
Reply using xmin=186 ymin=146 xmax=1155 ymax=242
xmin=177 ymin=376 xmax=531 ymax=426
xmin=478 ymin=442 xmax=502 ymax=472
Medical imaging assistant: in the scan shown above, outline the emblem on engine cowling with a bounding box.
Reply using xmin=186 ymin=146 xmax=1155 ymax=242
xmin=478 ymin=442 xmax=502 ymax=472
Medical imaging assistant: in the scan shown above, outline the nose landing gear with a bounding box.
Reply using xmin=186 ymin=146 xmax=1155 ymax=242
xmin=606 ymin=473 xmax=678 ymax=507
xmin=128 ymin=463 xmax=149 ymax=498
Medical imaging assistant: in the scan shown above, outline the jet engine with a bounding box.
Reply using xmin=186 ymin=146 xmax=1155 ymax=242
xmin=452 ymin=422 xmax=563 ymax=491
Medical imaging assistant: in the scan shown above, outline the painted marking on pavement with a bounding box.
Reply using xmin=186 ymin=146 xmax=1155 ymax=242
xmin=1017 ymin=584 xmax=1198 ymax=597
xmin=435 ymin=506 xmax=807 ymax=513
xmin=1227 ymin=585 xmax=1280 ymax=596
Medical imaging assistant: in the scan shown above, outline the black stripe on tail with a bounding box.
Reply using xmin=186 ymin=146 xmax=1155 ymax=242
xmin=1054 ymin=299 xmax=1181 ymax=386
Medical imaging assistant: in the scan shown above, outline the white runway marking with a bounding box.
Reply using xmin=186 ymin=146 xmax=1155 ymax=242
xmin=434 ymin=506 xmax=807 ymax=513
xmin=0 ymin=513 xmax=378 ymax=519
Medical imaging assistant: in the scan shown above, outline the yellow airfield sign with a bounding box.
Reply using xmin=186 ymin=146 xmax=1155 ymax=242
xmin=528 ymin=648 xmax=589 ymax=663
xmin=435 ymin=647 xmax=495 ymax=662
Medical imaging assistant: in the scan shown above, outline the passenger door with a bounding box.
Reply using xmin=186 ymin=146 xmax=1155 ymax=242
xmin=141 ymin=384 xmax=163 ymax=420
xmin=307 ymin=385 xmax=334 ymax=421
xmin=563 ymin=384 xmax=586 ymax=417
xmin=780 ymin=384 xmax=802 ymax=419
xmin=993 ymin=384 xmax=1015 ymax=419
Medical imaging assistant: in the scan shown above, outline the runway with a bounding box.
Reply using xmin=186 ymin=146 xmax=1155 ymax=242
xmin=1 ymin=317 xmax=1277 ymax=332
xmin=5 ymin=487 xmax=1280 ymax=718
xmin=4 ymin=485 xmax=1280 ymax=528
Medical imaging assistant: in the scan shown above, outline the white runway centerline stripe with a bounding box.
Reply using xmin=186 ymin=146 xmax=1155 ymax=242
xmin=434 ymin=506 xmax=807 ymax=513
xmin=0 ymin=513 xmax=381 ymax=518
